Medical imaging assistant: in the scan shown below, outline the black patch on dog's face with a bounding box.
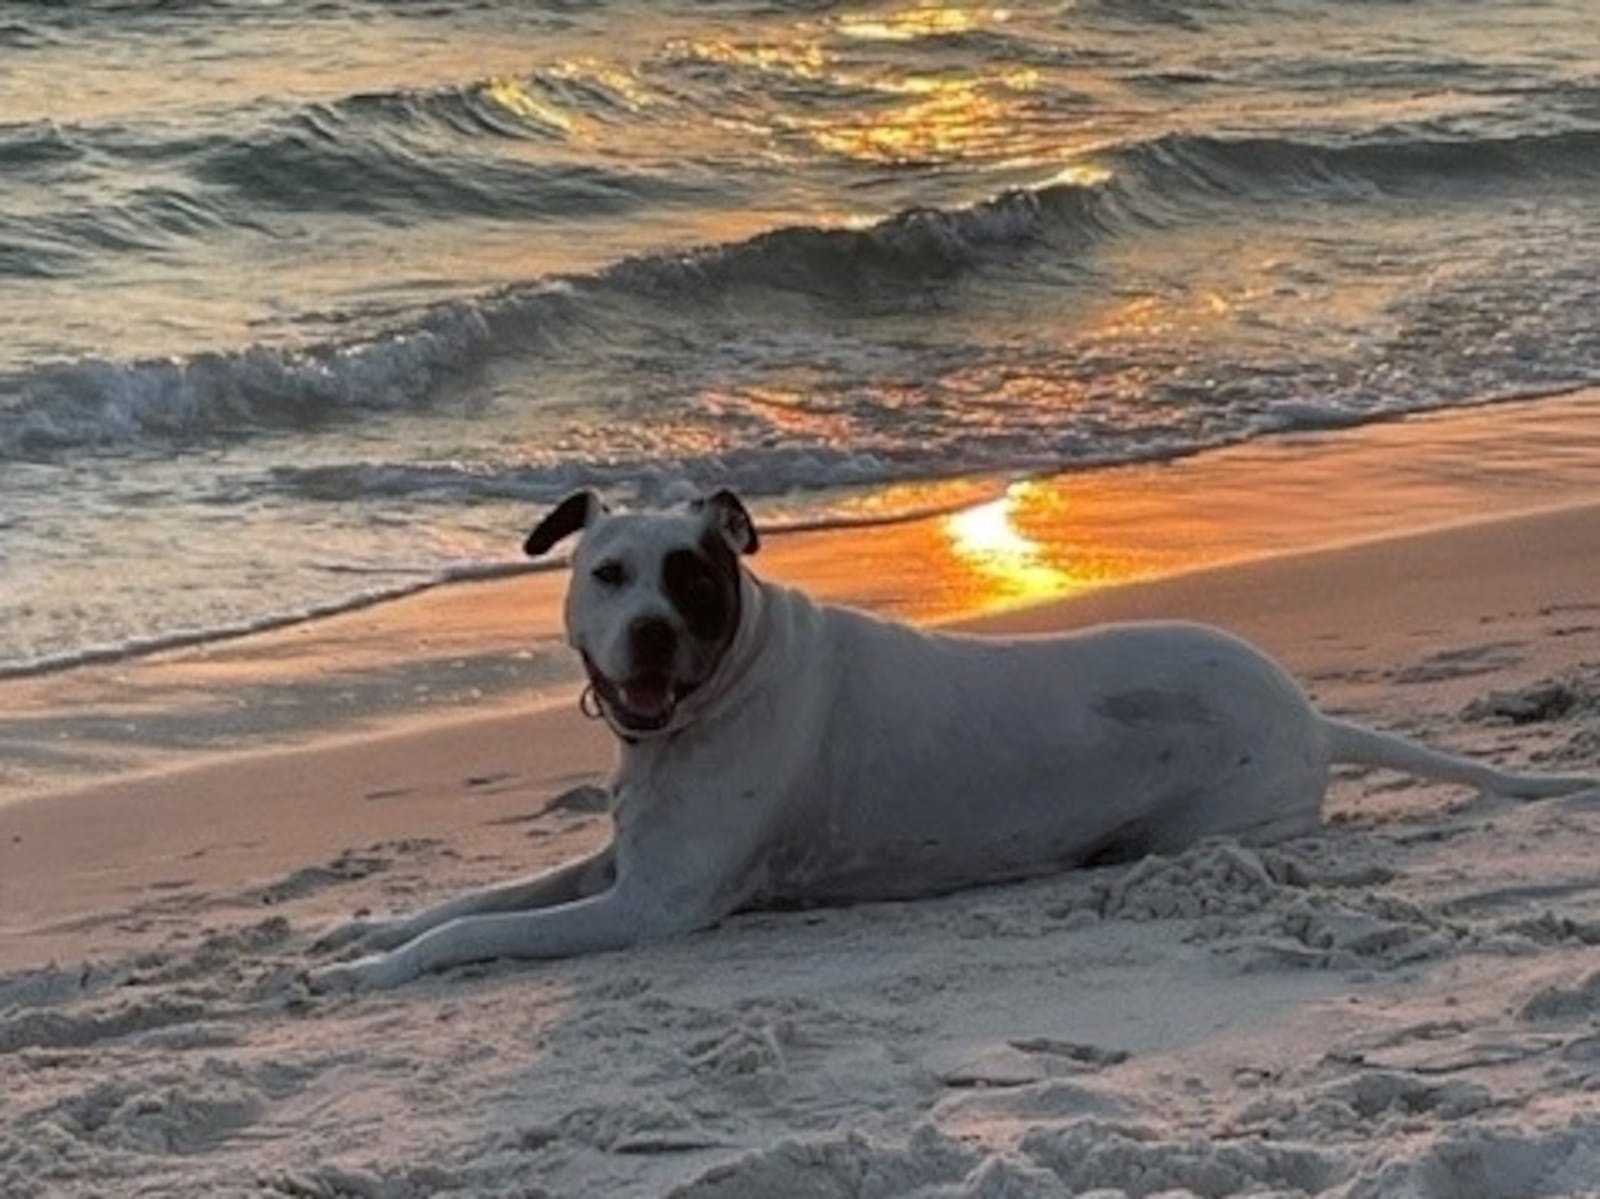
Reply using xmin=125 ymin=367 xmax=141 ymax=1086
xmin=661 ymin=531 xmax=741 ymax=658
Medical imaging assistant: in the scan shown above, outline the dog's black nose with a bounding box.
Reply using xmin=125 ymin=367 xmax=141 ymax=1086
xmin=628 ymin=616 xmax=678 ymax=667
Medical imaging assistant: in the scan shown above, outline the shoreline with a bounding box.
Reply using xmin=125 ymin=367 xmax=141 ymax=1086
xmin=4 ymin=386 xmax=1599 ymax=805
xmin=7 ymin=382 xmax=1600 ymax=688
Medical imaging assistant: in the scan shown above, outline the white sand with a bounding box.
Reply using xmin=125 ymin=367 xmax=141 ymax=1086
xmin=3 ymin=495 xmax=1598 ymax=1197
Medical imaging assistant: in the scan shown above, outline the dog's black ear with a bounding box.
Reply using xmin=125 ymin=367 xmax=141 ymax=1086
xmin=524 ymin=490 xmax=604 ymax=557
xmin=696 ymin=488 xmax=759 ymax=556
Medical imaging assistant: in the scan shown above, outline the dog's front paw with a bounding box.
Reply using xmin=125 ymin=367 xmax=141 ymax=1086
xmin=305 ymin=949 xmax=415 ymax=994
xmin=310 ymin=919 xmax=372 ymax=955
xmin=311 ymin=916 xmax=412 ymax=956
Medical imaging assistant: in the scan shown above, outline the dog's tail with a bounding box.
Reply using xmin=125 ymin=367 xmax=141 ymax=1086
xmin=1321 ymin=717 xmax=1597 ymax=800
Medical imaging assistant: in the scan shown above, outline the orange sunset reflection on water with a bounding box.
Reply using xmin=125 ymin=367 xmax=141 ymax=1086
xmin=806 ymin=75 xmax=1024 ymax=167
xmin=668 ymin=5 xmax=1051 ymax=170
xmin=834 ymin=6 xmax=1001 ymax=42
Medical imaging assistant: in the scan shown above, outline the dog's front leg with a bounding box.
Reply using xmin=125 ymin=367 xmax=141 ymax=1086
xmin=306 ymin=879 xmax=704 ymax=992
xmin=314 ymin=847 xmax=615 ymax=955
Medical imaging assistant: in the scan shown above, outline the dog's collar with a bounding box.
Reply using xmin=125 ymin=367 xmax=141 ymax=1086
xmin=578 ymin=653 xmax=691 ymax=742
xmin=578 ymin=681 xmax=637 ymax=743
xmin=584 ymin=686 xmax=639 ymax=745
xmin=579 ymin=682 xmax=637 ymax=744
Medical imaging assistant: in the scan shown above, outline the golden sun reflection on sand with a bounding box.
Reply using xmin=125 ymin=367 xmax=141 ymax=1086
xmin=943 ymin=484 xmax=1085 ymax=607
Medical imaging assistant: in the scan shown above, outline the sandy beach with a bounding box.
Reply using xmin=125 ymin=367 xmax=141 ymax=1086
xmin=3 ymin=396 xmax=1600 ymax=1197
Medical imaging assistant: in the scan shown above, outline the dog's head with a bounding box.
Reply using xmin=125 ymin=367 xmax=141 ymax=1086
xmin=524 ymin=489 xmax=760 ymax=737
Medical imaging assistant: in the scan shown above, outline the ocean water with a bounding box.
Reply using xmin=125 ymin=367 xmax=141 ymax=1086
xmin=3 ymin=0 xmax=1600 ymax=673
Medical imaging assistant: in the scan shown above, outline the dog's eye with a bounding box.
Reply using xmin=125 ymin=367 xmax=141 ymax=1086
xmin=591 ymin=561 xmax=628 ymax=588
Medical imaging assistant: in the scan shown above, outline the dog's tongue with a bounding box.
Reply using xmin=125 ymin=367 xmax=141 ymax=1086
xmin=621 ymin=674 xmax=673 ymax=719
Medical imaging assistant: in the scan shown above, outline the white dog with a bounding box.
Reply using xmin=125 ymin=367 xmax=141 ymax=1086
xmin=310 ymin=490 xmax=1595 ymax=990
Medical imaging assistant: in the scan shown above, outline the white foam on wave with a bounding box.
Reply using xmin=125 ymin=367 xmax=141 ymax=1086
xmin=0 ymin=302 xmax=497 ymax=456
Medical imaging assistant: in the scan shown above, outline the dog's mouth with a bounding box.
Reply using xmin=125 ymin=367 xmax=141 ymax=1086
xmin=582 ymin=654 xmax=698 ymax=733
